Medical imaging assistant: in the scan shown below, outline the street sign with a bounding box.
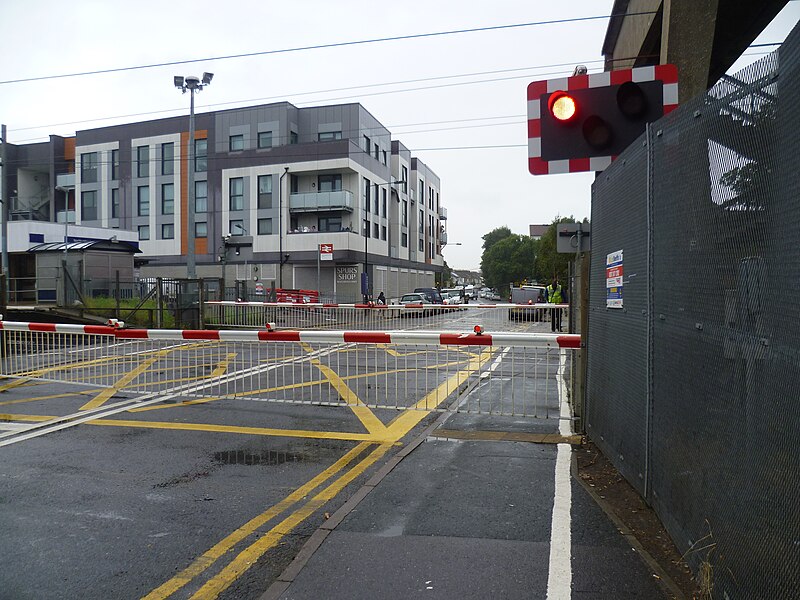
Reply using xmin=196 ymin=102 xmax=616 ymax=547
xmin=319 ymin=243 xmax=333 ymax=261
xmin=606 ymin=250 xmax=624 ymax=309
xmin=527 ymin=65 xmax=678 ymax=175
xmin=557 ymin=223 xmax=591 ymax=253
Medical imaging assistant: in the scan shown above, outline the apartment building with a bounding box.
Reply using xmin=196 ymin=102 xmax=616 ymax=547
xmin=3 ymin=102 xmax=447 ymax=301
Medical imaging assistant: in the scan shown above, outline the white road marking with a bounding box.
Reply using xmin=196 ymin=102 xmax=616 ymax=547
xmin=547 ymin=348 xmax=572 ymax=600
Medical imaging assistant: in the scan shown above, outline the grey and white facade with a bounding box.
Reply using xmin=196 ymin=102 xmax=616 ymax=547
xmin=4 ymin=102 xmax=448 ymax=301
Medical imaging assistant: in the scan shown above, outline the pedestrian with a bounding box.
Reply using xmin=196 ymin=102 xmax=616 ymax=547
xmin=377 ymin=291 xmax=386 ymax=305
xmin=547 ymin=278 xmax=566 ymax=332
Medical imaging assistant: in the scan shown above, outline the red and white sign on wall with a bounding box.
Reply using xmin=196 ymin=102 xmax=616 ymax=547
xmin=527 ymin=64 xmax=679 ymax=176
xmin=319 ymin=243 xmax=334 ymax=261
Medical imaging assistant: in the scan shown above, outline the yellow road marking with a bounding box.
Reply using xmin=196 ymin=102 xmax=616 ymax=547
xmin=1 ymin=413 xmax=390 ymax=442
xmin=311 ymin=359 xmax=388 ymax=436
xmin=383 ymin=348 xmax=496 ymax=440
xmin=0 ymin=390 xmax=103 ymax=407
xmin=142 ymin=442 xmax=373 ymax=600
xmin=79 ymin=354 xmax=163 ymax=411
xmin=188 ymin=443 xmax=393 ymax=600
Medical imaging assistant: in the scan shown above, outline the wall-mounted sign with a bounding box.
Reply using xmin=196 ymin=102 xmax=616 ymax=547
xmin=606 ymin=250 xmax=623 ymax=309
xmin=336 ymin=265 xmax=358 ymax=283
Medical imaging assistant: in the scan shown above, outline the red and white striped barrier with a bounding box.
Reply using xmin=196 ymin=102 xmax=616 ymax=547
xmin=0 ymin=320 xmax=580 ymax=349
xmin=205 ymin=301 xmax=569 ymax=309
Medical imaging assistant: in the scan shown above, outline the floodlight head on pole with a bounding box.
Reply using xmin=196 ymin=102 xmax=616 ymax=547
xmin=202 ymin=72 xmax=214 ymax=84
xmin=174 ymin=76 xmax=184 ymax=88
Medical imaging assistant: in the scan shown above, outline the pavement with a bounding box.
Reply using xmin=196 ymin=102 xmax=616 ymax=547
xmin=260 ymin=407 xmax=677 ymax=600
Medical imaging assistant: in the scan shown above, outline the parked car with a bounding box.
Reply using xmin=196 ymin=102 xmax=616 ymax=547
xmin=443 ymin=291 xmax=464 ymax=307
xmin=399 ymin=293 xmax=431 ymax=317
xmin=413 ymin=287 xmax=444 ymax=304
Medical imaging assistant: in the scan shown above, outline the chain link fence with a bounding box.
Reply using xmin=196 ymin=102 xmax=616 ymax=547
xmin=587 ymin=24 xmax=799 ymax=599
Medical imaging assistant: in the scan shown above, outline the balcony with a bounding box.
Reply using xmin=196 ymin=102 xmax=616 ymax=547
xmin=289 ymin=190 xmax=354 ymax=213
xmin=438 ymin=206 xmax=448 ymax=220
xmin=440 ymin=230 xmax=448 ymax=245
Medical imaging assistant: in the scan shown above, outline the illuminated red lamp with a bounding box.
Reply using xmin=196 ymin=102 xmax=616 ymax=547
xmin=548 ymin=92 xmax=578 ymax=122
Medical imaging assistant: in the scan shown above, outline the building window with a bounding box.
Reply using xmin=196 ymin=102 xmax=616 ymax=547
xmin=429 ymin=187 xmax=434 ymax=209
xmin=162 ymin=223 xmax=174 ymax=239
xmin=318 ymin=174 xmax=342 ymax=192
xmin=419 ymin=181 xmax=424 ymax=205
xmin=195 ymin=180 xmax=207 ymax=213
xmin=290 ymin=174 xmax=299 ymax=193
xmin=257 ymin=218 xmax=273 ymax=235
xmin=258 ymin=131 xmax=272 ymax=149
xmin=229 ymin=219 xmax=244 ymax=236
xmin=81 ymin=190 xmax=97 ymax=220
xmin=138 ymin=225 xmax=150 ymax=240
xmin=319 ymin=216 xmax=341 ymax=232
xmin=373 ymin=184 xmax=380 ymax=215
xmin=289 ymin=131 xmax=298 ymax=144
xmin=381 ymin=225 xmax=387 ymax=241
xmin=80 ymin=152 xmax=98 ymax=184
xmin=363 ymin=219 xmax=370 ymax=237
xmin=419 ymin=209 xmax=424 ymax=233
xmin=363 ymin=177 xmax=371 ymax=212
xmin=401 ymin=166 xmax=408 ymax=193
xmin=111 ymin=149 xmax=120 ymax=180
xmin=111 ymin=188 xmax=119 ymax=218
xmin=138 ymin=186 xmax=149 ymax=216
xmin=195 ymin=222 xmax=207 ymax=238
xmin=161 ymin=142 xmax=174 ymax=175
xmin=373 ymin=223 xmax=379 ymax=238
xmin=381 ymin=189 xmax=387 ymax=217
xmin=258 ymin=175 xmax=273 ymax=209
xmin=230 ymin=177 xmax=244 ymax=211
xmin=363 ymin=135 xmax=371 ymax=153
xmin=373 ymin=143 xmax=379 ymax=160
xmin=318 ymin=131 xmax=342 ymax=141
xmin=229 ymin=134 xmax=244 ymax=152
xmin=402 ymin=200 xmax=408 ymax=226
xmin=382 ymin=150 xmax=387 ymax=166
xmin=401 ymin=232 xmax=408 ymax=247
xmin=161 ymin=183 xmax=174 ymax=215
xmin=419 ymin=238 xmax=424 ymax=252
xmin=137 ymin=146 xmax=149 ymax=178
xmin=194 ymin=139 xmax=207 ymax=172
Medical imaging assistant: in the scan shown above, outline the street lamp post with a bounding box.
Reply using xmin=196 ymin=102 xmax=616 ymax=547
xmin=174 ymin=72 xmax=213 ymax=280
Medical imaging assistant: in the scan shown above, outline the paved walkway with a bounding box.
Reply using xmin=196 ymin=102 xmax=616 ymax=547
xmin=261 ymin=408 xmax=674 ymax=600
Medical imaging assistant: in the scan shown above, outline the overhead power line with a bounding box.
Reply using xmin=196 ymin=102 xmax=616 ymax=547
xmin=0 ymin=11 xmax=658 ymax=86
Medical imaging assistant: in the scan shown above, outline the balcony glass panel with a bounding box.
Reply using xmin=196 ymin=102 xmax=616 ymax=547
xmin=289 ymin=190 xmax=354 ymax=213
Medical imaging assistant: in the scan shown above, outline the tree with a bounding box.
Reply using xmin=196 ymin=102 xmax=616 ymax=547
xmin=481 ymin=226 xmax=513 ymax=252
xmin=481 ymin=234 xmax=537 ymax=292
xmin=435 ymin=260 xmax=453 ymax=289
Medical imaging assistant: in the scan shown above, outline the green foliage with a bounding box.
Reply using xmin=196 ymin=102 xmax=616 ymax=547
xmin=481 ymin=226 xmax=513 ymax=252
xmin=85 ymin=296 xmax=175 ymax=328
xmin=481 ymin=234 xmax=537 ymax=292
xmin=435 ymin=260 xmax=454 ymax=288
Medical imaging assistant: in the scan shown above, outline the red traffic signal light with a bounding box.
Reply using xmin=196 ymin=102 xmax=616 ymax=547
xmin=527 ymin=65 xmax=678 ymax=175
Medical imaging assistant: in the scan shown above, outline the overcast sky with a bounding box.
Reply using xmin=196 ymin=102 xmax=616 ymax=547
xmin=1 ymin=1 xmax=797 ymax=269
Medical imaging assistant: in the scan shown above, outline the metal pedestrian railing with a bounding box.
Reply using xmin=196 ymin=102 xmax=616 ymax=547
xmin=203 ymin=301 xmax=570 ymax=332
xmin=0 ymin=320 xmax=579 ymax=419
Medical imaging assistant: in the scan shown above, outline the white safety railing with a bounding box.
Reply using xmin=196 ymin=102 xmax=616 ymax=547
xmin=0 ymin=321 xmax=579 ymax=419
xmin=203 ymin=301 xmax=569 ymax=332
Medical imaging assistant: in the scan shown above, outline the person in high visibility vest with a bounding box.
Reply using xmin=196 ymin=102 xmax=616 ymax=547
xmin=547 ymin=278 xmax=565 ymax=332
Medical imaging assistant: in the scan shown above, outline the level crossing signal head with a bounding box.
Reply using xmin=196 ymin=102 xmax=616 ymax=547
xmin=528 ymin=65 xmax=678 ymax=175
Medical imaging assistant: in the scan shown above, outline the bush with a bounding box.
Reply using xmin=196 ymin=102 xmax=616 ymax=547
xmin=85 ymin=296 xmax=176 ymax=328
